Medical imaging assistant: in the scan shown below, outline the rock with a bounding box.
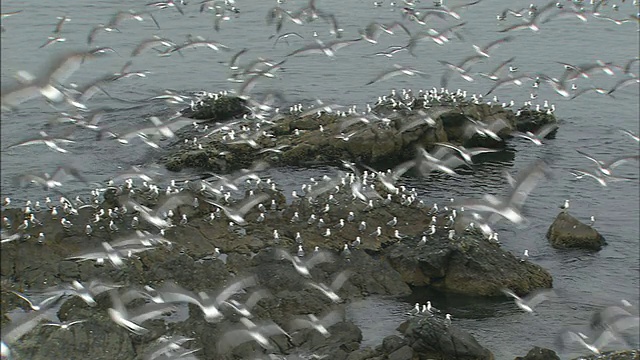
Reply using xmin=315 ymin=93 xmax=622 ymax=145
xmin=382 ymin=334 xmax=408 ymax=354
xmin=514 ymin=346 xmax=561 ymax=360
xmin=164 ymin=93 xmax=557 ymax=172
xmin=346 ymin=347 xmax=382 ymax=360
xmin=388 ymin=345 xmax=416 ymax=360
xmin=386 ymin=228 xmax=553 ymax=296
xmin=184 ymin=95 xmax=249 ymax=121
xmin=400 ymin=315 xmax=494 ymax=360
xmin=546 ymin=212 xmax=606 ymax=251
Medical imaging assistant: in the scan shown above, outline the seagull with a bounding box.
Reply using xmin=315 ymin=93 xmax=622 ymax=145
xmin=42 ymin=319 xmax=88 ymax=330
xmin=560 ymin=199 xmax=570 ymax=212
xmin=408 ymin=303 xmax=421 ymax=316
xmin=568 ymin=168 xmax=636 ymax=187
xmin=501 ymin=288 xmax=555 ymax=313
xmin=275 ymin=248 xmax=334 ymax=278
xmin=7 ymin=130 xmax=75 ymax=153
xmin=472 ymin=36 xmax=514 ymax=58
xmin=521 ymin=250 xmax=529 ymax=262
xmin=217 ymin=317 xmax=289 ymax=354
xmin=510 ymin=123 xmax=559 ymax=146
xmin=221 ymin=289 xmax=271 ymax=318
xmin=555 ymin=329 xmax=626 ymax=355
xmin=620 ymin=129 xmax=640 ymax=142
xmin=366 ymin=64 xmax=429 ymax=85
xmin=154 ymin=277 xmax=257 ymax=322
xmin=433 ymin=142 xmax=501 ymax=164
xmin=575 ymin=149 xmax=639 ymax=177
xmin=203 ymin=193 xmax=269 ymax=226
xmin=288 ymin=310 xmax=343 ymax=337
xmin=306 ymin=270 xmax=352 ymax=303
xmin=453 ymin=159 xmax=550 ymax=225
xmin=108 ymin=291 xmax=177 ymax=335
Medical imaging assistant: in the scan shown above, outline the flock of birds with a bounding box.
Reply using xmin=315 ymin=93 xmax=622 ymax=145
xmin=1 ymin=0 xmax=639 ymax=359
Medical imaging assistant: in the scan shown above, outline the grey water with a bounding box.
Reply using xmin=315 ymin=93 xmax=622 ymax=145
xmin=1 ymin=0 xmax=639 ymax=359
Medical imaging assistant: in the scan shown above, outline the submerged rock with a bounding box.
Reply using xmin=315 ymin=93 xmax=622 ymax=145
xmin=546 ymin=212 xmax=607 ymax=251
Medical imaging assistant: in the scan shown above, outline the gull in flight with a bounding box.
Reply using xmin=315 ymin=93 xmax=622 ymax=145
xmin=204 ymin=193 xmax=269 ymax=226
xmin=510 ymin=123 xmax=559 ymax=146
xmin=501 ymin=288 xmax=556 ymax=313
xmin=288 ymin=310 xmax=344 ymax=337
xmin=306 ymin=270 xmax=352 ymax=303
xmin=275 ymin=248 xmax=334 ymax=278
xmin=217 ymin=317 xmax=289 ymax=354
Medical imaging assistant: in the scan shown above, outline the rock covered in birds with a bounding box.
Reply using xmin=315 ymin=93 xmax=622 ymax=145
xmin=546 ymin=212 xmax=607 ymax=251
xmin=165 ymin=92 xmax=558 ymax=172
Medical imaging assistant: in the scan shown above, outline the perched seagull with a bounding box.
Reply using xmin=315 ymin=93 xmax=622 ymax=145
xmin=501 ymin=288 xmax=556 ymax=313
xmin=560 ymin=199 xmax=570 ymax=212
xmin=306 ymin=270 xmax=352 ymax=303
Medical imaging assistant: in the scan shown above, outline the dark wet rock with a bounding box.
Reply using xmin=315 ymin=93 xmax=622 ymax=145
xmin=514 ymin=346 xmax=561 ymax=360
xmin=165 ymin=94 xmax=558 ymax=172
xmin=386 ymin=229 xmax=553 ymax=297
xmin=399 ymin=315 xmax=494 ymax=360
xmin=546 ymin=212 xmax=607 ymax=251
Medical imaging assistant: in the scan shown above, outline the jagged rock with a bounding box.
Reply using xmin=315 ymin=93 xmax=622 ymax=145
xmin=399 ymin=315 xmax=494 ymax=360
xmin=546 ymin=212 xmax=606 ymax=251
xmin=514 ymin=346 xmax=561 ymax=360
xmin=386 ymin=231 xmax=553 ymax=297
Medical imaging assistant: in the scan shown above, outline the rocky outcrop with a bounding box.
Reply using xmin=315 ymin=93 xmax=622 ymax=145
xmin=385 ymin=229 xmax=553 ymax=296
xmin=164 ymin=93 xmax=557 ymax=172
xmin=546 ymin=212 xmax=607 ymax=251
xmin=399 ymin=315 xmax=494 ymax=360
